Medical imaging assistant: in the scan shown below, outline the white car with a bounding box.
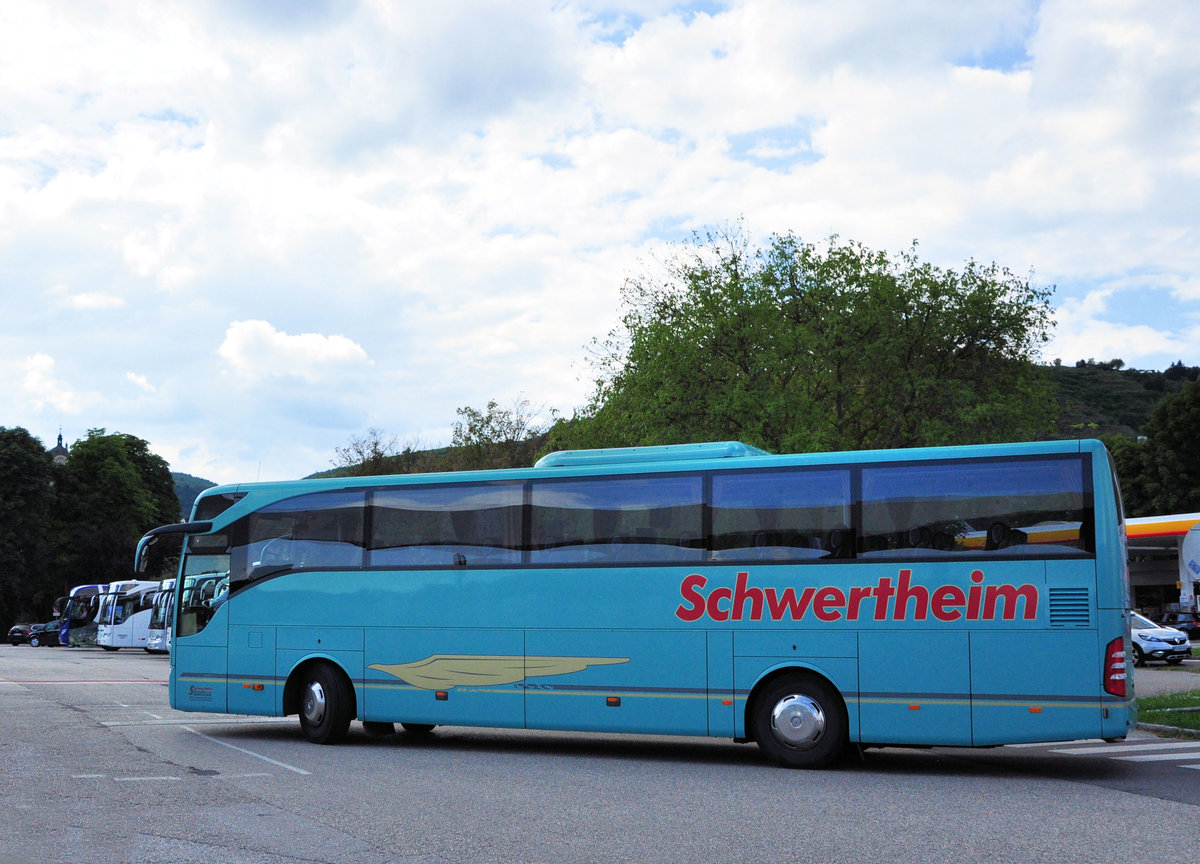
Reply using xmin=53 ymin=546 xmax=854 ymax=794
xmin=1130 ymin=612 xmax=1192 ymax=666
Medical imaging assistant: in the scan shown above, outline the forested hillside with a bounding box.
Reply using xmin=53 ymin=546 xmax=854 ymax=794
xmin=172 ymin=472 xmax=217 ymax=517
xmin=1050 ymin=360 xmax=1199 ymax=439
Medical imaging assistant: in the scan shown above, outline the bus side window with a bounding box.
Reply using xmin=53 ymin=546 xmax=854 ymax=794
xmin=241 ymin=490 xmax=367 ymax=575
xmin=530 ymin=475 xmax=703 ymax=564
xmin=859 ymin=456 xmax=1092 ymax=559
xmin=711 ymin=469 xmax=851 ymax=562
xmin=369 ymin=483 xmax=523 ymax=567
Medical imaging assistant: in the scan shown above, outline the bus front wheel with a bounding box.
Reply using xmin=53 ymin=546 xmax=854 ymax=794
xmin=298 ymin=663 xmax=354 ymax=745
xmin=751 ymin=674 xmax=847 ymax=769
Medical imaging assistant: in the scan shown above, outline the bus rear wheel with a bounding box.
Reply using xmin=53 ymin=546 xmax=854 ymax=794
xmin=298 ymin=663 xmax=354 ymax=745
xmin=751 ymin=674 xmax=847 ymax=769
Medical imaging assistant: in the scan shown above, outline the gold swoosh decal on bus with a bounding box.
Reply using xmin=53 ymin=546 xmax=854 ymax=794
xmin=368 ymin=654 xmax=629 ymax=690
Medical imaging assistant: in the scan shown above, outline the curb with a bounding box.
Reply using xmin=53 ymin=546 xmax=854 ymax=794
xmin=1136 ymin=722 xmax=1200 ymax=739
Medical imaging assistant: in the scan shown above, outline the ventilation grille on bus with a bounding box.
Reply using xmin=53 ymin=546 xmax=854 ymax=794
xmin=1048 ymin=588 xmax=1091 ymax=627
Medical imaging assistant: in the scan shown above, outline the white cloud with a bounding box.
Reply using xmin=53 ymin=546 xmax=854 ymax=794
xmin=68 ymin=292 xmax=126 ymax=310
xmin=1047 ymin=317 xmax=1195 ymax=369
xmin=125 ymin=372 xmax=156 ymax=393
xmin=21 ymin=353 xmax=81 ymax=414
xmin=1 ymin=1 xmax=1199 ymax=481
xmin=217 ymin=320 xmax=372 ymax=383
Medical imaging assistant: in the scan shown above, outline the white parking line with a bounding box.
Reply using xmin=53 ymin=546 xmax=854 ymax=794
xmin=1051 ymin=740 xmax=1200 ymax=755
xmin=102 ymin=717 xmax=293 ymax=727
xmin=1115 ymin=750 xmax=1200 ymax=762
xmin=183 ymin=726 xmax=311 ymax=776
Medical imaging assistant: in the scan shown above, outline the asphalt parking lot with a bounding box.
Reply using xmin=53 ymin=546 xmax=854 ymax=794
xmin=2 ymin=645 xmax=1197 ymax=863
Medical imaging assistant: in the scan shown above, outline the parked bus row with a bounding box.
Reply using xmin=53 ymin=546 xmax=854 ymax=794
xmin=7 ymin=579 xmax=177 ymax=652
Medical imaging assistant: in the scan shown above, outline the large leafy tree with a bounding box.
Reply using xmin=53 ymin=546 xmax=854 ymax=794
xmin=0 ymin=427 xmax=55 ymax=624
xmin=1110 ymin=379 xmax=1200 ymax=516
xmin=50 ymin=429 xmax=180 ymax=591
xmin=553 ymin=227 xmax=1056 ymax=453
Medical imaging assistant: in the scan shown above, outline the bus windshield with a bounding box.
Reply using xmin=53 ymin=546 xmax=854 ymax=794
xmin=176 ymin=536 xmax=230 ymax=638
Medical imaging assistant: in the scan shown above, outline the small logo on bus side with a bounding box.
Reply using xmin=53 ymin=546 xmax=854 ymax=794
xmin=675 ymin=569 xmax=1038 ymax=624
xmin=188 ymin=685 xmax=214 ymax=701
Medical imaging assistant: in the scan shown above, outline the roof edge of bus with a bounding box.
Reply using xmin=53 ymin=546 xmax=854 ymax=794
xmin=534 ymin=441 xmax=771 ymax=469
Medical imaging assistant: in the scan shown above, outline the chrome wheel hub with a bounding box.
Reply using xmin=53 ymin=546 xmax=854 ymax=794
xmin=303 ymin=681 xmax=327 ymax=726
xmin=770 ymin=693 xmax=826 ymax=750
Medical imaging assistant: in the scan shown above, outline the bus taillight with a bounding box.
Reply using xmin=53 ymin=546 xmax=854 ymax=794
xmin=1103 ymin=637 xmax=1127 ymax=697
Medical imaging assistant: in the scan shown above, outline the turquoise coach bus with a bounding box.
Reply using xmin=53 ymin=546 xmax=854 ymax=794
xmin=136 ymin=439 xmax=1134 ymax=768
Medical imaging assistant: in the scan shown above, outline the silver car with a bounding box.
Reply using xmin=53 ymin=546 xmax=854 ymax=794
xmin=1131 ymin=612 xmax=1192 ymax=666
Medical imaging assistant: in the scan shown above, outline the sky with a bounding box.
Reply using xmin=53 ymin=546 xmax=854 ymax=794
xmin=3 ymin=0 xmax=1199 ymax=484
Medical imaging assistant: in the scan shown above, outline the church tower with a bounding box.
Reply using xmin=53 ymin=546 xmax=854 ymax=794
xmin=48 ymin=430 xmax=69 ymax=464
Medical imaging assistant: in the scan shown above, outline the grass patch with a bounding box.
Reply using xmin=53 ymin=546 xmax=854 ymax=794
xmin=1138 ymin=689 xmax=1200 ymax=731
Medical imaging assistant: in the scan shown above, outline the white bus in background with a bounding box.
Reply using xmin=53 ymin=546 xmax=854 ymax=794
xmin=57 ymin=583 xmax=107 ymax=647
xmin=145 ymin=578 xmax=175 ymax=654
xmin=96 ymin=580 xmax=164 ymax=651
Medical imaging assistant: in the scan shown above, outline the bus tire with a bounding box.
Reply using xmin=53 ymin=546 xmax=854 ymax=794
xmin=400 ymin=723 xmax=436 ymax=735
xmin=298 ymin=662 xmax=353 ymax=745
xmin=751 ymin=673 xmax=847 ymax=769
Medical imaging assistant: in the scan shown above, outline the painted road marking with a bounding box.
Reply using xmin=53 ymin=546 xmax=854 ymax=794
xmin=1051 ymin=740 xmax=1200 ymax=755
xmin=183 ymin=726 xmax=311 ymax=776
xmin=1115 ymin=750 xmax=1200 ymax=762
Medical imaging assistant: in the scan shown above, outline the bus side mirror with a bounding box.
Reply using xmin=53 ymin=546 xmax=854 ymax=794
xmin=134 ymin=521 xmax=214 ymax=573
xmin=135 ymin=535 xmax=158 ymax=573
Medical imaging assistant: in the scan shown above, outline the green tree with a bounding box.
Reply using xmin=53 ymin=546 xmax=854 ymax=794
xmin=50 ymin=429 xmax=179 ymax=591
xmin=451 ymin=397 xmax=548 ymax=470
xmin=553 ymin=227 xmax=1056 ymax=453
xmin=1114 ymin=379 xmax=1200 ymax=515
xmin=333 ymin=428 xmax=401 ymax=476
xmin=1103 ymin=434 xmax=1152 ymax=517
xmin=118 ymin=432 xmax=180 ymax=527
xmin=0 ymin=427 xmax=55 ymax=625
